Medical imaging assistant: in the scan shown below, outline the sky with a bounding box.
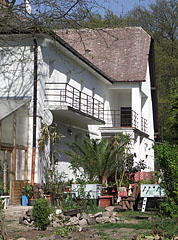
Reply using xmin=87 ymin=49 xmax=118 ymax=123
xmin=15 ymin=0 xmax=157 ymax=17
xmin=96 ymin=0 xmax=156 ymax=16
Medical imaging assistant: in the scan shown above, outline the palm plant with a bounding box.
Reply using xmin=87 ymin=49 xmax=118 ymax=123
xmin=65 ymin=135 xmax=131 ymax=184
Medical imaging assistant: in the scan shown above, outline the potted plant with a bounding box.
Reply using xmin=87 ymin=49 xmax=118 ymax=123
xmin=22 ymin=182 xmax=34 ymax=205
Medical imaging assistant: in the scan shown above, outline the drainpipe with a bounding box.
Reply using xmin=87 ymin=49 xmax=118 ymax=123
xmin=31 ymin=38 xmax=38 ymax=186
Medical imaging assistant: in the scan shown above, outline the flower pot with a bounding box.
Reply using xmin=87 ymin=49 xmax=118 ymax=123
xmin=28 ymin=199 xmax=36 ymax=206
xmin=22 ymin=195 xmax=28 ymax=206
xmin=99 ymin=195 xmax=113 ymax=207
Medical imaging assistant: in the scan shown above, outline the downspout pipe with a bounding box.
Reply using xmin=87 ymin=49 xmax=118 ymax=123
xmin=31 ymin=38 xmax=38 ymax=186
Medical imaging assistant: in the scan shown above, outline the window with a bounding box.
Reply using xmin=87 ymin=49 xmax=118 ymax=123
xmin=121 ymin=107 xmax=132 ymax=127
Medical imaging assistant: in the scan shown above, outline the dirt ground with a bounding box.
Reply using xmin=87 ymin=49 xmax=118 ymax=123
xmin=4 ymin=205 xmax=152 ymax=240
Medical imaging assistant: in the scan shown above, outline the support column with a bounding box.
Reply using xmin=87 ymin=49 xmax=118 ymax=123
xmin=11 ymin=113 xmax=16 ymax=203
xmin=3 ymin=150 xmax=7 ymax=195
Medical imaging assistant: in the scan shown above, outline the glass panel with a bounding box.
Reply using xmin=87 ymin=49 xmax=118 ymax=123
xmin=1 ymin=115 xmax=14 ymax=144
xmin=15 ymin=149 xmax=25 ymax=180
xmin=16 ymin=106 xmax=28 ymax=146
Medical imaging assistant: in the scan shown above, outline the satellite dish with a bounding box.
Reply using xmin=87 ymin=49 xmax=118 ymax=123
xmin=43 ymin=109 xmax=53 ymax=126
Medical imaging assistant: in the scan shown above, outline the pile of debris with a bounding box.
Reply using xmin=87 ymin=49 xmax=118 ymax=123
xmin=19 ymin=206 xmax=123 ymax=231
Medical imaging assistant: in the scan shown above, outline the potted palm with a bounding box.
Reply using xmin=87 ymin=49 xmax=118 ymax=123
xmin=65 ymin=135 xmax=131 ymax=185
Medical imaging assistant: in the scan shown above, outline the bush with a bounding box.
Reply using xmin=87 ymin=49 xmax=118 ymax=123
xmin=154 ymin=142 xmax=178 ymax=219
xmin=32 ymin=198 xmax=51 ymax=230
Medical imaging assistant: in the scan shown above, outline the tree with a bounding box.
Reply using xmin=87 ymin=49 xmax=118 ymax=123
xmin=168 ymin=78 xmax=178 ymax=142
xmin=64 ymin=135 xmax=132 ymax=184
xmin=119 ymin=0 xmax=178 ymax=141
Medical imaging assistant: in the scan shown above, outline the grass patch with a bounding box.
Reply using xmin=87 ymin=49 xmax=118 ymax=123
xmin=94 ymin=217 xmax=178 ymax=239
xmin=118 ymin=210 xmax=150 ymax=217
xmin=151 ymin=217 xmax=178 ymax=238
xmin=94 ymin=221 xmax=153 ymax=230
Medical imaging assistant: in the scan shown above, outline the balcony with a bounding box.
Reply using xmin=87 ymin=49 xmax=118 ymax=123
xmin=45 ymin=83 xmax=104 ymax=122
xmin=104 ymin=109 xmax=148 ymax=133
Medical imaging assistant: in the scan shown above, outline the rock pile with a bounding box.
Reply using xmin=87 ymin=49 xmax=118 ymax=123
xmin=19 ymin=206 xmax=123 ymax=231
xmin=19 ymin=208 xmax=34 ymax=226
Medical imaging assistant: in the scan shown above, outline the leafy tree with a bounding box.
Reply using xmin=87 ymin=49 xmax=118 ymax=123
xmin=120 ymin=0 xmax=178 ymax=141
xmin=168 ymin=78 xmax=178 ymax=142
xmin=64 ymin=135 xmax=132 ymax=184
xmin=154 ymin=142 xmax=178 ymax=219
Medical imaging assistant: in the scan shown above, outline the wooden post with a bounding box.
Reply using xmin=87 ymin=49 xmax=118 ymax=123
xmin=11 ymin=113 xmax=16 ymax=203
xmin=25 ymin=108 xmax=30 ymax=181
xmin=3 ymin=150 xmax=7 ymax=195
xmin=31 ymin=38 xmax=38 ymax=186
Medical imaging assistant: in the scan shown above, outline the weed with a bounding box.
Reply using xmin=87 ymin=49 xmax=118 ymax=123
xmin=151 ymin=216 xmax=178 ymax=239
xmin=54 ymin=225 xmax=75 ymax=237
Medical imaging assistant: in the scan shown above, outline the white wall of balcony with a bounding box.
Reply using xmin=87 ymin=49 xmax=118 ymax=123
xmin=141 ymin=63 xmax=154 ymax=140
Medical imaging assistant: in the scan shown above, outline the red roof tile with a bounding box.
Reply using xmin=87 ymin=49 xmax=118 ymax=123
xmin=55 ymin=27 xmax=151 ymax=82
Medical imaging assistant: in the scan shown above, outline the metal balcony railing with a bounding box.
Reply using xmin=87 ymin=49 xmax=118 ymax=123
xmin=45 ymin=83 xmax=104 ymax=121
xmin=104 ymin=109 xmax=138 ymax=129
xmin=104 ymin=109 xmax=148 ymax=133
xmin=141 ymin=117 xmax=148 ymax=133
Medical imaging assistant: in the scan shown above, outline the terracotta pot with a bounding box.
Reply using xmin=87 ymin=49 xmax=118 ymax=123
xmin=99 ymin=195 xmax=113 ymax=207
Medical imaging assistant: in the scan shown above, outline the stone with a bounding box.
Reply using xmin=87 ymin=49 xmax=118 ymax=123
xmin=115 ymin=217 xmax=121 ymax=222
xmin=87 ymin=216 xmax=96 ymax=225
xmin=105 ymin=206 xmax=114 ymax=211
xmin=144 ymin=236 xmax=155 ymax=239
xmin=79 ymin=218 xmax=88 ymax=227
xmin=66 ymin=216 xmax=79 ymax=225
xmin=94 ymin=212 xmax=102 ymax=218
xmin=23 ymin=219 xmax=30 ymax=225
xmin=17 ymin=238 xmax=26 ymax=240
xmin=112 ymin=211 xmax=117 ymax=217
xmin=102 ymin=211 xmax=113 ymax=218
xmin=80 ymin=212 xmax=88 ymax=220
xmin=109 ymin=218 xmax=116 ymax=223
xmin=82 ymin=227 xmax=89 ymax=232
xmin=96 ymin=216 xmax=110 ymax=224
xmin=26 ymin=209 xmax=33 ymax=217
xmin=19 ymin=216 xmax=24 ymax=224
xmin=52 ymin=221 xmax=60 ymax=228
xmin=77 ymin=213 xmax=81 ymax=219
xmin=76 ymin=225 xmax=83 ymax=232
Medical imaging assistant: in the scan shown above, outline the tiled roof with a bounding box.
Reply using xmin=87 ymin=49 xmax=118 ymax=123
xmin=55 ymin=27 xmax=151 ymax=82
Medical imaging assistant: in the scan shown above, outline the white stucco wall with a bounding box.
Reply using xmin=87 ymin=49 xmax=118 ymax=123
xmin=0 ymin=33 xmax=155 ymax=184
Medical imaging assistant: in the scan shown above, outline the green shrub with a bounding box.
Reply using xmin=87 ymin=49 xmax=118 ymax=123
xmin=154 ymin=142 xmax=178 ymax=219
xmin=32 ymin=198 xmax=51 ymax=230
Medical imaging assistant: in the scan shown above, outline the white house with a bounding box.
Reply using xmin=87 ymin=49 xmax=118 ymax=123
xmin=0 ymin=26 xmax=158 ymax=204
